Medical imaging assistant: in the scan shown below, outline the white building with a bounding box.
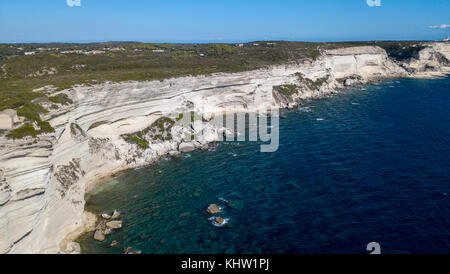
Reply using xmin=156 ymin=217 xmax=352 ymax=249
xmin=0 ymin=109 xmax=19 ymax=129
xmin=24 ymin=51 xmax=36 ymax=56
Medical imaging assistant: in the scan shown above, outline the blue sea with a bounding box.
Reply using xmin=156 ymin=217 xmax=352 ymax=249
xmin=79 ymin=77 xmax=450 ymax=254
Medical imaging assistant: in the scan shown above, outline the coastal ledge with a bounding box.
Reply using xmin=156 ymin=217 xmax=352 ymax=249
xmin=0 ymin=42 xmax=449 ymax=254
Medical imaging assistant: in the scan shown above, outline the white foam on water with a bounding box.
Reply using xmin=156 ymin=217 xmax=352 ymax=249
xmin=299 ymin=107 xmax=312 ymax=113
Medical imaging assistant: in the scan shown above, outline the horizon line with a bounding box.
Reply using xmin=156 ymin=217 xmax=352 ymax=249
xmin=0 ymin=38 xmax=441 ymax=45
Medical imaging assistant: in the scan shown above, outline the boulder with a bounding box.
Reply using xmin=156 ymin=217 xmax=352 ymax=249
xmin=104 ymin=228 xmax=112 ymax=235
xmin=206 ymin=204 xmax=221 ymax=214
xmin=168 ymin=150 xmax=181 ymax=157
xmin=101 ymin=213 xmax=111 ymax=219
xmin=179 ymin=142 xmax=195 ymax=153
xmin=214 ymin=217 xmax=225 ymax=225
xmin=111 ymin=210 xmax=121 ymax=220
xmin=106 ymin=220 xmax=123 ymax=229
xmin=94 ymin=230 xmax=105 ymax=241
xmin=110 ymin=240 xmax=120 ymax=247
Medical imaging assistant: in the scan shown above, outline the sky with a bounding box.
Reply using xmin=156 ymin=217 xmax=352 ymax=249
xmin=0 ymin=0 xmax=449 ymax=43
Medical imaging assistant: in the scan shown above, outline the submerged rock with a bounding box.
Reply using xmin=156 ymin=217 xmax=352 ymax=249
xmin=123 ymin=247 xmax=142 ymax=254
xmin=228 ymin=200 xmax=244 ymax=210
xmin=110 ymin=240 xmax=120 ymax=247
xmin=206 ymin=204 xmax=221 ymax=214
xmin=123 ymin=247 xmax=133 ymax=254
xmin=106 ymin=220 xmax=123 ymax=229
xmin=94 ymin=230 xmax=105 ymax=241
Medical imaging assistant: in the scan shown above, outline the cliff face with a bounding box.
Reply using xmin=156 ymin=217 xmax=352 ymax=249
xmin=0 ymin=43 xmax=449 ymax=254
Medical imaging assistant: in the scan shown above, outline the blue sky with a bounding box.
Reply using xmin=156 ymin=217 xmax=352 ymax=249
xmin=0 ymin=0 xmax=449 ymax=43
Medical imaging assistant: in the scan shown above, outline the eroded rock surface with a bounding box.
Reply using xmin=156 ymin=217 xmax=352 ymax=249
xmin=0 ymin=43 xmax=449 ymax=254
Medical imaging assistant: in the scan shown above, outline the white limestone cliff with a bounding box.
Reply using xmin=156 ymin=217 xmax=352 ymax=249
xmin=0 ymin=43 xmax=449 ymax=254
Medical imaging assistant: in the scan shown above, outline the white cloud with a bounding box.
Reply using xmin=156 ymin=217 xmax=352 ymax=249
xmin=428 ymin=24 xmax=450 ymax=29
xmin=67 ymin=0 xmax=81 ymax=7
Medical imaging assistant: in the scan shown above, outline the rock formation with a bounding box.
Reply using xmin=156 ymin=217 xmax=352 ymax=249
xmin=0 ymin=43 xmax=449 ymax=253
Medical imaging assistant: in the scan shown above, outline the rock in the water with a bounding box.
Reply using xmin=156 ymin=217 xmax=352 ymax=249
xmin=214 ymin=217 xmax=225 ymax=225
xmin=179 ymin=142 xmax=195 ymax=153
xmin=123 ymin=247 xmax=142 ymax=254
xmin=130 ymin=250 xmax=142 ymax=255
xmin=110 ymin=240 xmax=120 ymax=247
xmin=280 ymin=114 xmax=287 ymax=119
xmin=101 ymin=213 xmax=111 ymax=219
xmin=106 ymin=220 xmax=123 ymax=229
xmin=111 ymin=210 xmax=121 ymax=220
xmin=104 ymin=228 xmax=112 ymax=235
xmin=206 ymin=204 xmax=221 ymax=214
xmin=94 ymin=230 xmax=105 ymax=241
xmin=123 ymin=247 xmax=133 ymax=254
xmin=168 ymin=150 xmax=181 ymax=157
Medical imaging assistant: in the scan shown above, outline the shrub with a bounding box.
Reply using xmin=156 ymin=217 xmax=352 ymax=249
xmin=48 ymin=93 xmax=73 ymax=105
xmin=17 ymin=102 xmax=48 ymax=122
xmin=124 ymin=135 xmax=149 ymax=149
xmin=38 ymin=121 xmax=55 ymax=133
xmin=275 ymin=84 xmax=298 ymax=95
xmin=6 ymin=123 xmax=38 ymax=139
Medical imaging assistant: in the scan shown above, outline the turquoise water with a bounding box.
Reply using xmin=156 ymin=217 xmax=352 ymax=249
xmin=79 ymin=77 xmax=450 ymax=254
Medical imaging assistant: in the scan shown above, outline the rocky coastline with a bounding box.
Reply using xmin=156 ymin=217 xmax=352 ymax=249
xmin=0 ymin=42 xmax=449 ymax=254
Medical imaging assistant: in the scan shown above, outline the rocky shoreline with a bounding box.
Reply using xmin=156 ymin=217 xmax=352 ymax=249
xmin=0 ymin=42 xmax=449 ymax=254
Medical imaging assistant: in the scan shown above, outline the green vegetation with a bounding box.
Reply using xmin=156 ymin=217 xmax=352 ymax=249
xmin=275 ymin=84 xmax=298 ymax=95
xmin=6 ymin=123 xmax=38 ymax=139
xmin=123 ymin=117 xmax=175 ymax=148
xmin=296 ymin=73 xmax=329 ymax=90
xmin=124 ymin=135 xmax=149 ymax=149
xmin=0 ymin=40 xmax=434 ymax=140
xmin=153 ymin=117 xmax=175 ymax=132
xmin=6 ymin=120 xmax=55 ymax=139
xmin=49 ymin=93 xmax=73 ymax=105
xmin=38 ymin=121 xmax=55 ymax=133
xmin=16 ymin=102 xmax=48 ymax=121
xmin=70 ymin=123 xmax=85 ymax=137
xmin=3 ymin=102 xmax=54 ymax=139
xmin=373 ymin=41 xmax=427 ymax=61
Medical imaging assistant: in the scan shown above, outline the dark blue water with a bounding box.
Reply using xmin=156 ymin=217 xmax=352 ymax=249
xmin=79 ymin=77 xmax=450 ymax=254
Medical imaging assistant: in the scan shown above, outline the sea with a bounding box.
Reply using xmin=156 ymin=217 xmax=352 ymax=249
xmin=78 ymin=77 xmax=450 ymax=254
